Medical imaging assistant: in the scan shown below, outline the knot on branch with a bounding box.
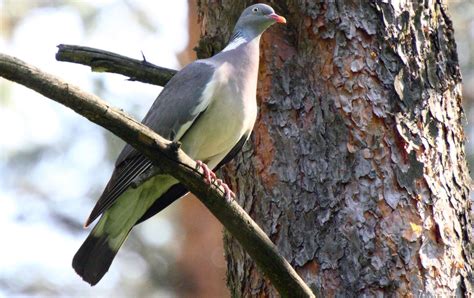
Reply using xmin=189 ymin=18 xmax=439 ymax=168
xmin=168 ymin=141 xmax=182 ymax=155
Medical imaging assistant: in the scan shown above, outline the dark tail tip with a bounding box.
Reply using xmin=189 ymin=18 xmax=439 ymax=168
xmin=72 ymin=233 xmax=117 ymax=286
xmin=83 ymin=219 xmax=91 ymax=229
xmin=83 ymin=213 xmax=97 ymax=228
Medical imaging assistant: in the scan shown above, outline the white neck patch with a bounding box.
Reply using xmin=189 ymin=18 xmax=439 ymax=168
xmin=222 ymin=37 xmax=247 ymax=52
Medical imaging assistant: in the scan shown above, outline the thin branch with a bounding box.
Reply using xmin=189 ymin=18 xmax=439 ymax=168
xmin=0 ymin=53 xmax=315 ymax=298
xmin=56 ymin=44 xmax=177 ymax=86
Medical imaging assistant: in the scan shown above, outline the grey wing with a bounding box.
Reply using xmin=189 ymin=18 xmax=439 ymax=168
xmin=85 ymin=61 xmax=216 ymax=226
xmin=133 ymin=132 xmax=253 ymax=226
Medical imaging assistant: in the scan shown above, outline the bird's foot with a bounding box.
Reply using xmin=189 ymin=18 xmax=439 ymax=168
xmin=196 ymin=160 xmax=217 ymax=184
xmin=195 ymin=160 xmax=235 ymax=201
xmin=215 ymin=179 xmax=235 ymax=202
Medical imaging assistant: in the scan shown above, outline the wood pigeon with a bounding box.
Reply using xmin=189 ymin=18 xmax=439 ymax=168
xmin=73 ymin=3 xmax=286 ymax=285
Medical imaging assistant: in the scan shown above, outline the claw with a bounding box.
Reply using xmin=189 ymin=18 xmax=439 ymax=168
xmin=196 ymin=160 xmax=235 ymax=201
xmin=215 ymin=179 xmax=235 ymax=202
xmin=209 ymin=171 xmax=217 ymax=182
xmin=196 ymin=160 xmax=213 ymax=184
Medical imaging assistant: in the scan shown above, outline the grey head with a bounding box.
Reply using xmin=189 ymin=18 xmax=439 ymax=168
xmin=232 ymin=3 xmax=286 ymax=40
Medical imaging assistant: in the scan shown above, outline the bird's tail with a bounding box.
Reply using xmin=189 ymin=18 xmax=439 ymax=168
xmin=72 ymin=174 xmax=179 ymax=285
xmin=72 ymin=216 xmax=131 ymax=286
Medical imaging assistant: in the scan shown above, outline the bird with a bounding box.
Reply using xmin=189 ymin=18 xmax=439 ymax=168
xmin=72 ymin=3 xmax=286 ymax=286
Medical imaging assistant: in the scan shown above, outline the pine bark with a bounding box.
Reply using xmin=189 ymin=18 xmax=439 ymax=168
xmin=196 ymin=0 xmax=472 ymax=296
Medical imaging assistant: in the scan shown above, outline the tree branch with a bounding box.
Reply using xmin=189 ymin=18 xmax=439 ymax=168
xmin=0 ymin=53 xmax=314 ymax=298
xmin=56 ymin=44 xmax=177 ymax=86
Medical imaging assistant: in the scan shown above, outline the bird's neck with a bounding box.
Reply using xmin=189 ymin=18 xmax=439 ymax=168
xmin=217 ymin=29 xmax=261 ymax=85
xmin=222 ymin=29 xmax=261 ymax=53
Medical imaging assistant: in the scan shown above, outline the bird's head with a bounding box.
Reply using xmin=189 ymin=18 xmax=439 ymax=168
xmin=234 ymin=4 xmax=286 ymax=38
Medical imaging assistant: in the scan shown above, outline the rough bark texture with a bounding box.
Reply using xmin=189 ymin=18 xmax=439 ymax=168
xmin=196 ymin=0 xmax=473 ymax=296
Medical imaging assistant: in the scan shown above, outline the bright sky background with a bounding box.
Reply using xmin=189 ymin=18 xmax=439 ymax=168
xmin=0 ymin=1 xmax=188 ymax=296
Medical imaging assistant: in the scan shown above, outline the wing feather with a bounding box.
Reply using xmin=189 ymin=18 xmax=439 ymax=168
xmin=85 ymin=61 xmax=216 ymax=225
xmin=131 ymin=132 xmax=252 ymax=225
xmin=85 ymin=155 xmax=151 ymax=226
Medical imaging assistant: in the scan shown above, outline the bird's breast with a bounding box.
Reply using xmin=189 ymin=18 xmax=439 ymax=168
xmin=180 ymin=62 xmax=258 ymax=168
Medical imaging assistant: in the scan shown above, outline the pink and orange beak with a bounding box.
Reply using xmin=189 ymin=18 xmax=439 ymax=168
xmin=269 ymin=13 xmax=287 ymax=24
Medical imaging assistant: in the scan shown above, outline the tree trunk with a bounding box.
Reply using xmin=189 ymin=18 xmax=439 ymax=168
xmin=196 ymin=0 xmax=473 ymax=296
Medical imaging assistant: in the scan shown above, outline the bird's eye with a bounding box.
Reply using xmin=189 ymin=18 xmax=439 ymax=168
xmin=252 ymin=7 xmax=259 ymax=13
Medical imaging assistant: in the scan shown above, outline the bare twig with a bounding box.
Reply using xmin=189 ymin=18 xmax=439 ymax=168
xmin=0 ymin=53 xmax=315 ymax=298
xmin=56 ymin=44 xmax=177 ymax=86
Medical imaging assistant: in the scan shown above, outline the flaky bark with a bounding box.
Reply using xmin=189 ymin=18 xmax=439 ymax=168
xmin=196 ymin=0 xmax=473 ymax=296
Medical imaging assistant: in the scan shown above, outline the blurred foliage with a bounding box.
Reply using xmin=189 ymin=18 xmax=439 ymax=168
xmin=0 ymin=0 xmax=187 ymax=296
